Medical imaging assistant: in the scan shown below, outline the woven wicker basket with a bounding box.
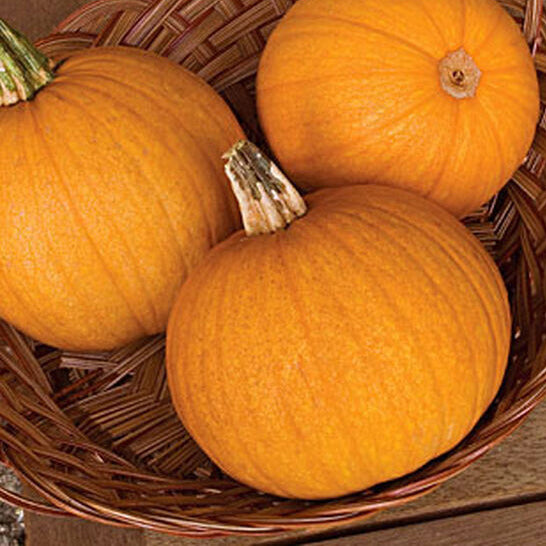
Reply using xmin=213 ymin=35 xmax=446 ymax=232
xmin=0 ymin=0 xmax=545 ymax=538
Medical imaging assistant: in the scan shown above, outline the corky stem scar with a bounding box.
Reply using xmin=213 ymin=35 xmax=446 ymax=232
xmin=439 ymin=48 xmax=482 ymax=99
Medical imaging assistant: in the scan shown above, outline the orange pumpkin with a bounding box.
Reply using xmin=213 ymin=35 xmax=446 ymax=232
xmin=167 ymin=141 xmax=511 ymax=500
xmin=257 ymin=0 xmax=540 ymax=218
xmin=0 ymin=21 xmax=244 ymax=351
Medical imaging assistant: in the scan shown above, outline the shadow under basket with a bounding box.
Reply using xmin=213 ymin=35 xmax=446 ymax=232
xmin=0 ymin=0 xmax=546 ymax=539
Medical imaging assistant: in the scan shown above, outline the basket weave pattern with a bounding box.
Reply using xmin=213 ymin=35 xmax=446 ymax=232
xmin=0 ymin=0 xmax=545 ymax=537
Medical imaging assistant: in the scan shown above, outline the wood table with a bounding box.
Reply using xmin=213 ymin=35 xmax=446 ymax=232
xmin=24 ymin=400 xmax=546 ymax=545
xmin=6 ymin=2 xmax=546 ymax=544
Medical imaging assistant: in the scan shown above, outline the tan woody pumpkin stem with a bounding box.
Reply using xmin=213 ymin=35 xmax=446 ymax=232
xmin=224 ymin=140 xmax=307 ymax=236
xmin=439 ymin=48 xmax=481 ymax=99
xmin=0 ymin=19 xmax=55 ymax=106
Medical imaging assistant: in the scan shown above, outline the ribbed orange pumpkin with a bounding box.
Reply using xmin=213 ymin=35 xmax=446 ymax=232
xmin=167 ymin=142 xmax=511 ymax=500
xmin=257 ymin=0 xmax=540 ymax=218
xmin=0 ymin=22 xmax=244 ymax=351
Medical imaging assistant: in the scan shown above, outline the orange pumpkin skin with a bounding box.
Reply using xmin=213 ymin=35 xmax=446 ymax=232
xmin=0 ymin=47 xmax=244 ymax=351
xmin=167 ymin=184 xmax=511 ymax=500
xmin=257 ymin=0 xmax=540 ymax=218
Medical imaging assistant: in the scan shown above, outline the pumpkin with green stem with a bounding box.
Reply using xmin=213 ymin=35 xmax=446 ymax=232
xmin=0 ymin=20 xmax=244 ymax=351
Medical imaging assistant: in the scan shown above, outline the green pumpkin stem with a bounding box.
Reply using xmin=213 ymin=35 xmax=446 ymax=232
xmin=0 ymin=19 xmax=55 ymax=106
xmin=224 ymin=140 xmax=307 ymax=236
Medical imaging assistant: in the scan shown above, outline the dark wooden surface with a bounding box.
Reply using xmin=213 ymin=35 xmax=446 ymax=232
xmin=306 ymin=501 xmax=546 ymax=546
xmin=25 ymin=401 xmax=546 ymax=545
xmin=0 ymin=0 xmax=89 ymax=40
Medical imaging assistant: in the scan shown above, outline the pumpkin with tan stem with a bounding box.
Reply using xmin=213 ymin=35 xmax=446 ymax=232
xmin=257 ymin=0 xmax=540 ymax=218
xmin=167 ymin=141 xmax=511 ymax=500
xmin=0 ymin=20 xmax=244 ymax=351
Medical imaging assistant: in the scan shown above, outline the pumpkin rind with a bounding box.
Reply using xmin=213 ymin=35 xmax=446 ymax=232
xmin=0 ymin=46 xmax=244 ymax=351
xmin=167 ymin=182 xmax=511 ymax=500
xmin=257 ymin=0 xmax=540 ymax=217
